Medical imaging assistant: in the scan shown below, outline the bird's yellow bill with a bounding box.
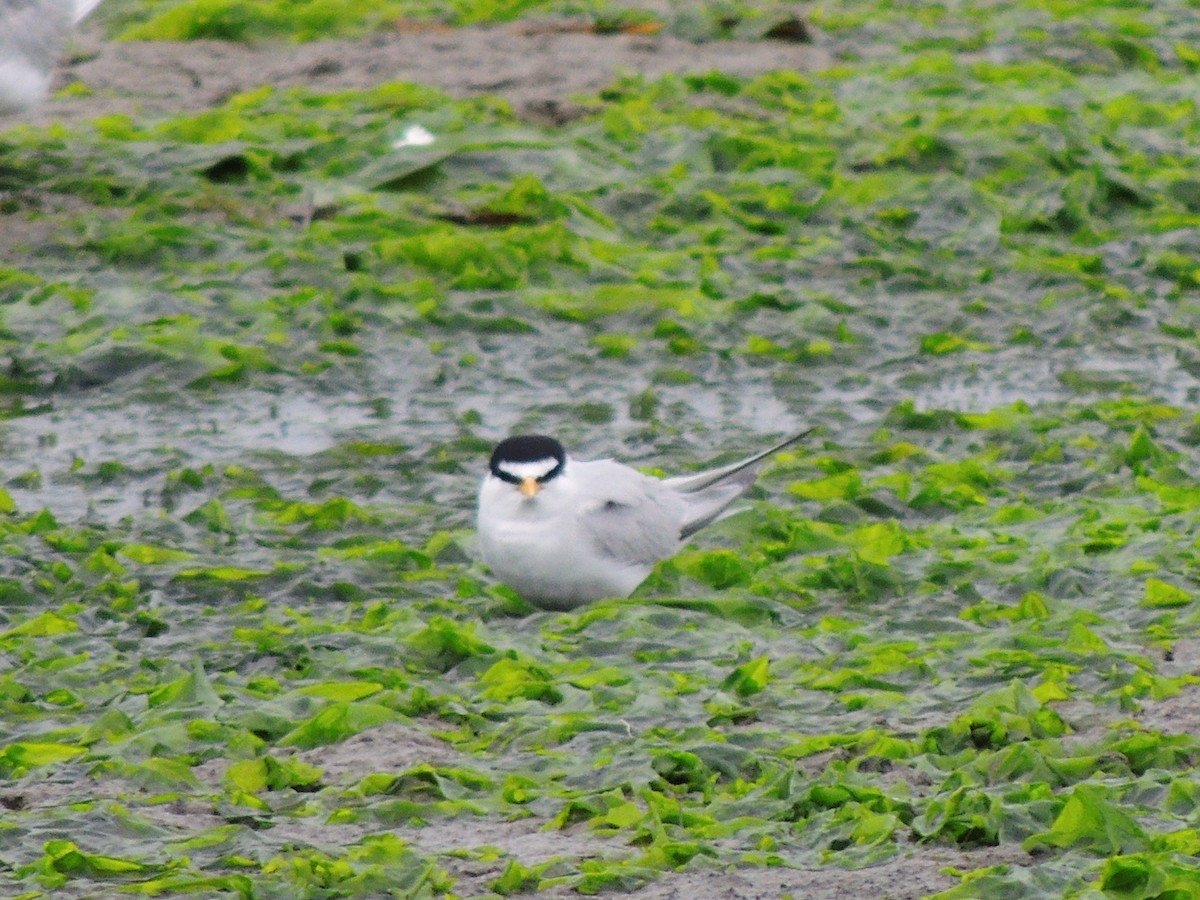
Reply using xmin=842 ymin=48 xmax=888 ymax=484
xmin=519 ymin=477 xmax=541 ymax=497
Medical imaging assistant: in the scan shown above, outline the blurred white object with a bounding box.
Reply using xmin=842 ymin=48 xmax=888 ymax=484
xmin=393 ymin=124 xmax=436 ymax=148
xmin=0 ymin=0 xmax=100 ymax=114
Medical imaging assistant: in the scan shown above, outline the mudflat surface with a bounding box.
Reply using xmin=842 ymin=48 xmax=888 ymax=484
xmin=45 ymin=21 xmax=832 ymax=125
xmin=2 ymin=7 xmax=1198 ymax=900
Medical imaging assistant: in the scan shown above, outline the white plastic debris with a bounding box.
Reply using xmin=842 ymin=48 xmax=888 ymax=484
xmin=393 ymin=124 xmax=436 ymax=149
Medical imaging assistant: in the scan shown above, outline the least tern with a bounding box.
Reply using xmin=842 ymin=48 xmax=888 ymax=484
xmin=477 ymin=430 xmax=813 ymax=609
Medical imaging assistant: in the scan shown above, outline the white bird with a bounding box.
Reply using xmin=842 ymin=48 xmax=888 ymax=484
xmin=0 ymin=0 xmax=102 ymax=115
xmin=477 ymin=429 xmax=813 ymax=610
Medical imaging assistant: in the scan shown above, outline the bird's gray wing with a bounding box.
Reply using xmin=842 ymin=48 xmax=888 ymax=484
xmin=575 ymin=430 xmax=814 ymax=565
xmin=573 ymin=460 xmax=687 ymax=567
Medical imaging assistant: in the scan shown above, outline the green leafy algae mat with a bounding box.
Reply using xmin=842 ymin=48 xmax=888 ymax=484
xmin=2 ymin=0 xmax=1200 ymax=896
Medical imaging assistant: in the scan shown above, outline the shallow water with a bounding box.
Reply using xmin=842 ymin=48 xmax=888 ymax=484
xmin=5 ymin=324 xmax=1193 ymax=526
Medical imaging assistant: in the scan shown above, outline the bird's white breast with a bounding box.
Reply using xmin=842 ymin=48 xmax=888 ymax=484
xmin=477 ymin=473 xmax=651 ymax=609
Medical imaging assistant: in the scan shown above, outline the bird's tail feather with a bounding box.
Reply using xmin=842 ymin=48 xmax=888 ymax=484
xmin=679 ymin=486 xmax=746 ymax=539
xmin=664 ymin=428 xmax=814 ymax=495
xmin=674 ymin=428 xmax=815 ymax=539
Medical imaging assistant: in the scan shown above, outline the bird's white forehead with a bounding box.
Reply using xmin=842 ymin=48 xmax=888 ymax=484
xmin=498 ymin=458 xmax=559 ymax=480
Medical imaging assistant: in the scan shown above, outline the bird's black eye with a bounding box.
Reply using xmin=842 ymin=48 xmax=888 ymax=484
xmin=490 ymin=435 xmax=566 ymax=484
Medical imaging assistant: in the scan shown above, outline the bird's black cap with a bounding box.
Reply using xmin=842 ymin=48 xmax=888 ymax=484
xmin=489 ymin=434 xmax=566 ymax=485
